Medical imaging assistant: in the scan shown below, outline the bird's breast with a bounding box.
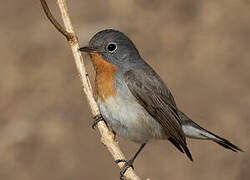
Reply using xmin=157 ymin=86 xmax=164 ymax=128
xmin=97 ymin=86 xmax=168 ymax=143
xmin=89 ymin=52 xmax=117 ymax=101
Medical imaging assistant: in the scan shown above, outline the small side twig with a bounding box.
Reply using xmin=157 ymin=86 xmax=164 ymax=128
xmin=40 ymin=0 xmax=72 ymax=40
xmin=39 ymin=0 xmax=145 ymax=179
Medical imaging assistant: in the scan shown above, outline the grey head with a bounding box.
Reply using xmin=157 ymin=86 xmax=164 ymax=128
xmin=79 ymin=29 xmax=142 ymax=67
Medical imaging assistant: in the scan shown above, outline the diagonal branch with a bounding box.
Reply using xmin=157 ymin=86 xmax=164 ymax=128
xmin=40 ymin=0 xmax=72 ymax=40
xmin=39 ymin=0 xmax=144 ymax=179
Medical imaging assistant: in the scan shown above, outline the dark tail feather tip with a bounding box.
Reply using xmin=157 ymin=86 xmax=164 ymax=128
xmin=215 ymin=138 xmax=243 ymax=152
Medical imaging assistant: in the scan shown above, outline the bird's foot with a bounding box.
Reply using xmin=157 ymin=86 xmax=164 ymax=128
xmin=115 ymin=159 xmax=135 ymax=179
xmin=92 ymin=114 xmax=106 ymax=129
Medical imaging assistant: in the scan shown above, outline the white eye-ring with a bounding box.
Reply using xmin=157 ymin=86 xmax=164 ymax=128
xmin=107 ymin=42 xmax=117 ymax=52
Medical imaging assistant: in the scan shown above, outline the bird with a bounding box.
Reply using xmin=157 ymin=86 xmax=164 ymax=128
xmin=79 ymin=29 xmax=242 ymax=179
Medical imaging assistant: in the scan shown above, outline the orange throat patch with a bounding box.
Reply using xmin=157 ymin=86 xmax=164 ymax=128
xmin=89 ymin=52 xmax=117 ymax=101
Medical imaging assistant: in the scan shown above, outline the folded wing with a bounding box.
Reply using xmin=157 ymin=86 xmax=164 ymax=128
xmin=125 ymin=67 xmax=193 ymax=161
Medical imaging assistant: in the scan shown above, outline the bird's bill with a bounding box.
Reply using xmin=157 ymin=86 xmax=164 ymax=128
xmin=78 ymin=46 xmax=96 ymax=52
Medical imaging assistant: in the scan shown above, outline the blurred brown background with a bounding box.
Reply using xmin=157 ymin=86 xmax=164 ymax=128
xmin=0 ymin=0 xmax=249 ymax=180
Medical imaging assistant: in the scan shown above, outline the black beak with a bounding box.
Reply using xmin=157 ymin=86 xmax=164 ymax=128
xmin=78 ymin=46 xmax=96 ymax=52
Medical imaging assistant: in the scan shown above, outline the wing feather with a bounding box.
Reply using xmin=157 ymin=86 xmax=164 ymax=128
xmin=124 ymin=67 xmax=193 ymax=161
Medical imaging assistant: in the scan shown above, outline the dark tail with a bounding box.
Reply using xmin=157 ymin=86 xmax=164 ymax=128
xmin=214 ymin=136 xmax=243 ymax=152
xmin=178 ymin=111 xmax=243 ymax=152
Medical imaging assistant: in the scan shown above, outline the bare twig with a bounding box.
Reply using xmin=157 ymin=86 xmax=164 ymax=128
xmin=40 ymin=0 xmax=72 ymax=40
xmin=39 ymin=0 xmax=143 ymax=179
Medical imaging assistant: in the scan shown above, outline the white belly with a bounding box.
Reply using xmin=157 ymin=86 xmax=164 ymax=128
xmin=98 ymin=95 xmax=167 ymax=143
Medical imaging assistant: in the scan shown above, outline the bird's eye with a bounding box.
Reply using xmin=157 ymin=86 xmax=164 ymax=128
xmin=107 ymin=43 xmax=117 ymax=52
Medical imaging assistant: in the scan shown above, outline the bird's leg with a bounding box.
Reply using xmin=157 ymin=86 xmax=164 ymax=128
xmin=92 ymin=114 xmax=106 ymax=129
xmin=115 ymin=143 xmax=146 ymax=179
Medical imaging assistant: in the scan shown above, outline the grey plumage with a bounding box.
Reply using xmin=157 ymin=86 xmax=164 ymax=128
xmin=179 ymin=111 xmax=242 ymax=152
xmin=125 ymin=66 xmax=193 ymax=160
xmin=79 ymin=29 xmax=242 ymax=177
